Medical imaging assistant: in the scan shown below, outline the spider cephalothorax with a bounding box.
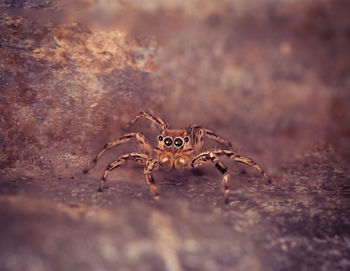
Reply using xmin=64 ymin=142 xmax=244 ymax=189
xmin=84 ymin=111 xmax=271 ymax=203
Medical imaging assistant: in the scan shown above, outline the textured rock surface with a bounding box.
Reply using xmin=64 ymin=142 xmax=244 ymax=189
xmin=0 ymin=1 xmax=349 ymax=270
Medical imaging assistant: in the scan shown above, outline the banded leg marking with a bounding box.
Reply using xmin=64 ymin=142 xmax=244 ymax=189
xmin=192 ymin=149 xmax=271 ymax=183
xmin=144 ymin=159 xmax=160 ymax=200
xmin=191 ymin=151 xmax=231 ymax=203
xmin=231 ymin=154 xmax=271 ymax=183
xmin=98 ymin=153 xmax=148 ymax=192
xmin=187 ymin=124 xmax=233 ymax=153
xmin=83 ymin=132 xmax=152 ymax=173
xmin=129 ymin=111 xmax=169 ymax=130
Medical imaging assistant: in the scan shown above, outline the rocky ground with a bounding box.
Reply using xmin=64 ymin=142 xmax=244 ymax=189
xmin=1 ymin=145 xmax=349 ymax=271
xmin=0 ymin=0 xmax=349 ymax=270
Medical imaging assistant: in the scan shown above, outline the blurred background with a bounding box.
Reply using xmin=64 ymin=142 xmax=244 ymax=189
xmin=1 ymin=0 xmax=349 ymax=179
xmin=0 ymin=1 xmax=349 ymax=271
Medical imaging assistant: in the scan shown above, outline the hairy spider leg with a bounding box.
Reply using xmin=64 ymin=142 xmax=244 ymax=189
xmin=231 ymin=153 xmax=271 ymax=183
xmin=144 ymin=159 xmax=160 ymax=200
xmin=191 ymin=151 xmax=231 ymax=203
xmin=186 ymin=124 xmax=233 ymax=153
xmin=83 ymin=132 xmax=153 ymax=173
xmin=98 ymin=152 xmax=148 ymax=192
xmin=129 ymin=111 xmax=169 ymax=131
xmin=192 ymin=149 xmax=271 ymax=184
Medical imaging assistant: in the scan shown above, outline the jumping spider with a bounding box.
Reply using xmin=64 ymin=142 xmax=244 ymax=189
xmin=84 ymin=111 xmax=271 ymax=203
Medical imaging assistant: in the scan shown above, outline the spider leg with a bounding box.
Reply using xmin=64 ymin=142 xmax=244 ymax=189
xmin=129 ymin=111 xmax=169 ymax=130
xmin=98 ymin=152 xmax=148 ymax=192
xmin=144 ymin=159 xmax=160 ymax=201
xmin=191 ymin=151 xmax=230 ymax=203
xmin=186 ymin=124 xmax=233 ymax=153
xmin=83 ymin=132 xmax=153 ymax=173
xmin=229 ymin=152 xmax=271 ymax=183
xmin=192 ymin=149 xmax=271 ymax=183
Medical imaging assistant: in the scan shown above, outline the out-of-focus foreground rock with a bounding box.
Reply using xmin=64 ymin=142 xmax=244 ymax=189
xmin=0 ymin=1 xmax=349 ymax=270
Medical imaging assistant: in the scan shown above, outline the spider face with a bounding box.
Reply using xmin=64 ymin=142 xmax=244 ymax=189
xmin=157 ymin=129 xmax=191 ymax=152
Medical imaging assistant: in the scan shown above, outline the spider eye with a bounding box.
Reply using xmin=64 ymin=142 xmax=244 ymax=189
xmin=158 ymin=135 xmax=163 ymax=141
xmin=174 ymin=137 xmax=184 ymax=147
xmin=164 ymin=137 xmax=173 ymax=147
xmin=184 ymin=136 xmax=189 ymax=143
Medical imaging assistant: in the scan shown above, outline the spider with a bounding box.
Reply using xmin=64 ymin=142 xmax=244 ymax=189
xmin=83 ymin=111 xmax=271 ymax=203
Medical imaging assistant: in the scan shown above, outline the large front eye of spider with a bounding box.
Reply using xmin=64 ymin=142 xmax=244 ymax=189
xmin=163 ymin=137 xmax=173 ymax=147
xmin=174 ymin=137 xmax=184 ymax=147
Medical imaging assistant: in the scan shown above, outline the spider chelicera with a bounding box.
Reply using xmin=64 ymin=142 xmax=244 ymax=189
xmin=83 ymin=111 xmax=271 ymax=203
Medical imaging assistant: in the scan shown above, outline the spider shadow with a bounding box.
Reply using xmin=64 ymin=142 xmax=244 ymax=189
xmin=151 ymin=166 xmax=223 ymax=201
xmin=155 ymin=168 xmax=192 ymax=188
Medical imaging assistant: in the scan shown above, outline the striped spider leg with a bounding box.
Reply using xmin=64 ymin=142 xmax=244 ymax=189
xmin=83 ymin=132 xmax=153 ymax=173
xmin=191 ymin=149 xmax=271 ymax=202
xmin=98 ymin=153 xmax=160 ymax=200
xmin=186 ymin=124 xmax=233 ymax=153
